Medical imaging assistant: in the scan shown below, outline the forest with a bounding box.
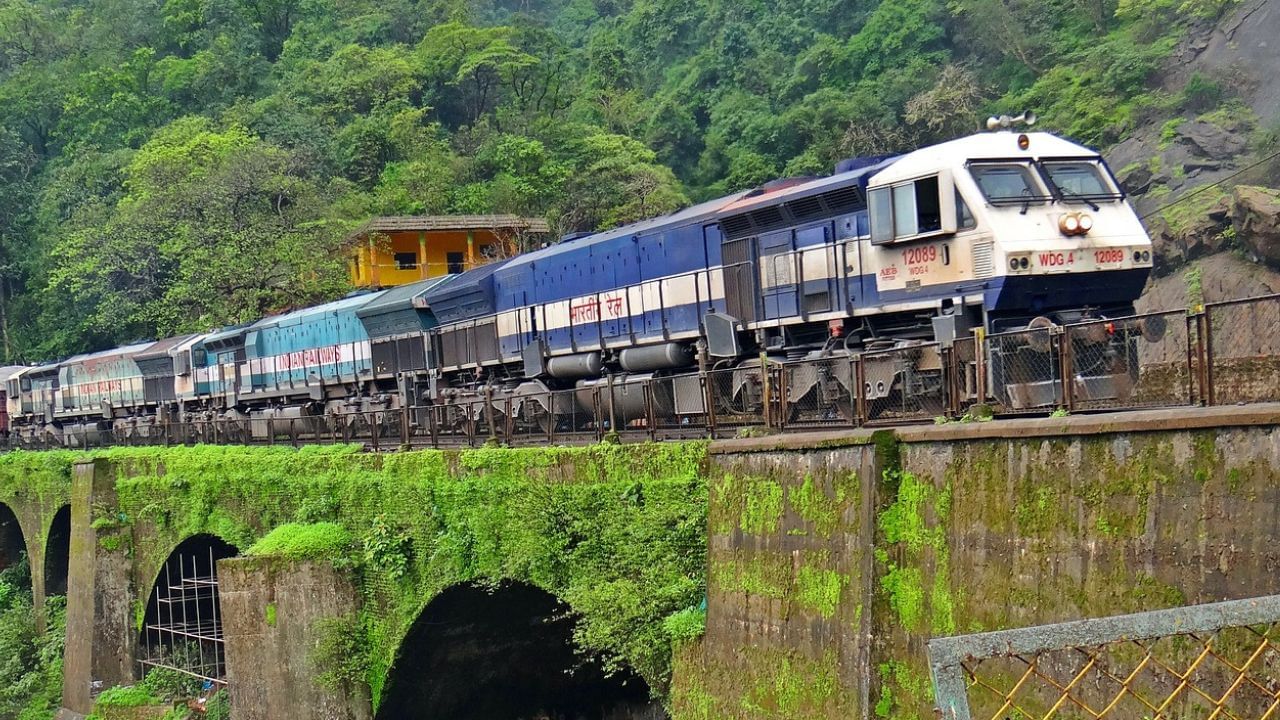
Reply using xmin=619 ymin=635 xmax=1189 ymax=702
xmin=0 ymin=0 xmax=1242 ymax=361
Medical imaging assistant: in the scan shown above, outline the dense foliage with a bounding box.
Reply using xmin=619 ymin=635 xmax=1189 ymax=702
xmin=0 ymin=557 xmax=65 ymax=719
xmin=0 ymin=0 xmax=1236 ymax=359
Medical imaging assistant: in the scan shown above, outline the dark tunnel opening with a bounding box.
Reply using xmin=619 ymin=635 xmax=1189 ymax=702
xmin=44 ymin=505 xmax=70 ymax=596
xmin=138 ymin=534 xmax=239 ymax=684
xmin=377 ymin=581 xmax=665 ymax=720
xmin=0 ymin=502 xmax=25 ymax=574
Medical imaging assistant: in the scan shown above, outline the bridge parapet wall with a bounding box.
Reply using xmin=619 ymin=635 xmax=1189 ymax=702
xmin=675 ymin=406 xmax=1280 ymax=719
xmin=24 ymin=404 xmax=1280 ymax=719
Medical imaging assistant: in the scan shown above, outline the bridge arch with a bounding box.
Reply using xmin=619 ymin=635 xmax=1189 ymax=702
xmin=43 ymin=505 xmax=70 ymax=596
xmin=377 ymin=580 xmax=660 ymax=720
xmin=137 ymin=534 xmax=240 ymax=685
xmin=0 ymin=501 xmax=28 ymax=575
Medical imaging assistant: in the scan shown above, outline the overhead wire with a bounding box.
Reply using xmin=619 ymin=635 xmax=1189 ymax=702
xmin=1138 ymin=147 xmax=1280 ymax=221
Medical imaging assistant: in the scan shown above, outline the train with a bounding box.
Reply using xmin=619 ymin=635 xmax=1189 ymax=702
xmin=2 ymin=119 xmax=1157 ymax=445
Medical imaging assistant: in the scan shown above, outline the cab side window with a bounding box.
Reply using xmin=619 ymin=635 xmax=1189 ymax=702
xmin=870 ymin=174 xmax=953 ymax=245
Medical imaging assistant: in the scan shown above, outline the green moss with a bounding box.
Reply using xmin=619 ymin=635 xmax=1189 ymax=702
xmin=880 ymin=563 xmax=925 ymax=631
xmin=872 ymin=430 xmax=901 ymax=476
xmin=265 ymin=603 xmax=277 ymax=627
xmin=0 ymin=450 xmax=77 ymax=508
xmin=742 ymin=651 xmax=840 ymax=717
xmin=875 ymin=660 xmax=933 ymax=720
xmin=247 ymin=522 xmax=353 ymax=561
xmin=740 ymin=478 xmax=783 ymax=534
xmin=796 ymin=561 xmax=844 ymax=618
xmin=1129 ymin=573 xmax=1186 ymax=607
xmin=712 ymin=554 xmax=790 ymax=599
xmin=1158 ymin=117 xmax=1185 ymax=149
xmin=877 ymin=467 xmax=956 ymax=641
xmin=879 ymin=471 xmax=944 ymax=554
xmin=1162 ymin=186 xmax=1229 ymax=237
xmin=788 ymin=474 xmax=844 ymax=537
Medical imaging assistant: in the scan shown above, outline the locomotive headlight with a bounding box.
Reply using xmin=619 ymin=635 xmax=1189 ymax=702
xmin=1019 ymin=257 xmax=1030 ymax=270
xmin=1010 ymin=258 xmax=1019 ymax=270
xmin=1058 ymin=212 xmax=1092 ymax=236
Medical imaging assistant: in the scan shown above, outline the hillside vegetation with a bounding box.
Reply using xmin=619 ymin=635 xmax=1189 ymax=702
xmin=0 ymin=0 xmax=1247 ymax=360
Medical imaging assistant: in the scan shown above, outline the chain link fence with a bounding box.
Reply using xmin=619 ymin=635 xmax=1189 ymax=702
xmin=1205 ymin=294 xmax=1280 ymax=405
xmin=930 ymin=595 xmax=1280 ymax=720
xmin=4 ymin=294 xmax=1280 ymax=450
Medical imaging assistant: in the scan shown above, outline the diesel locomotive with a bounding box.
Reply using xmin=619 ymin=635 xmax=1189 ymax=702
xmin=3 ymin=120 xmax=1156 ymax=445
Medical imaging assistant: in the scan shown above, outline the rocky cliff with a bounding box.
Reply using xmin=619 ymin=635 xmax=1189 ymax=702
xmin=1111 ymin=0 xmax=1280 ymax=309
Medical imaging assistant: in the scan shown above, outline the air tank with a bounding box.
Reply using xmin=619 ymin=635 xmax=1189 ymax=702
xmin=574 ymin=375 xmax=675 ymax=424
xmin=619 ymin=343 xmax=694 ymax=373
xmin=546 ymin=353 xmax=603 ymax=379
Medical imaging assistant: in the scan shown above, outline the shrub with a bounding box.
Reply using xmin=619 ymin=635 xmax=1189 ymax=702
xmin=92 ymin=684 xmax=162 ymax=708
xmin=246 ymin=522 xmax=353 ymax=561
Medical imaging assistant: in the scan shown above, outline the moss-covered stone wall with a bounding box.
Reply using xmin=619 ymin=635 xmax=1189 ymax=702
xmin=687 ymin=423 xmax=1280 ymax=720
xmin=672 ymin=442 xmax=880 ymax=719
xmin=13 ymin=413 xmax=1280 ymax=719
xmin=0 ymin=450 xmax=77 ymax=607
xmin=76 ymin=443 xmax=710 ymax=711
xmin=875 ymin=426 xmax=1280 ymax=719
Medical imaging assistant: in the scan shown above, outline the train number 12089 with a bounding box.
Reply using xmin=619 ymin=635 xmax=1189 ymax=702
xmin=1093 ymin=249 xmax=1125 ymax=265
xmin=903 ymin=246 xmax=938 ymax=265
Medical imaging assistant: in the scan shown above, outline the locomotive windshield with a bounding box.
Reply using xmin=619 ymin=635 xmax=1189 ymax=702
xmin=1038 ymin=160 xmax=1121 ymax=202
xmin=969 ymin=164 xmax=1048 ymax=205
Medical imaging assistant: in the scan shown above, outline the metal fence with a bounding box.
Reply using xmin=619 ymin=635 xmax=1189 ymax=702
xmin=929 ymin=595 xmax=1280 ymax=720
xmin=5 ymin=293 xmax=1280 ymax=451
xmin=1204 ymin=295 xmax=1280 ymax=406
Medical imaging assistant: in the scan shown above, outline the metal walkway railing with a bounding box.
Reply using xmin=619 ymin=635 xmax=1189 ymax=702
xmin=929 ymin=595 xmax=1280 ymax=720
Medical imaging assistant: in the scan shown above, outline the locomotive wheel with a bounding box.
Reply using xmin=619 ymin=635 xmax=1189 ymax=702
xmin=835 ymin=398 xmax=856 ymax=423
xmin=521 ymin=400 xmax=557 ymax=435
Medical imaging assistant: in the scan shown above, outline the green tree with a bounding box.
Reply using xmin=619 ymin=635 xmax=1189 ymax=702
xmin=48 ymin=118 xmax=352 ymax=344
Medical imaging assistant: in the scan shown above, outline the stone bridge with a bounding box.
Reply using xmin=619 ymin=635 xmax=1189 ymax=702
xmin=0 ymin=405 xmax=1277 ymax=719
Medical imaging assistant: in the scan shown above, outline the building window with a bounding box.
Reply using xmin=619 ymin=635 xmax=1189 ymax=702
xmin=395 ymin=252 xmax=418 ymax=270
xmin=447 ymin=252 xmax=465 ymax=274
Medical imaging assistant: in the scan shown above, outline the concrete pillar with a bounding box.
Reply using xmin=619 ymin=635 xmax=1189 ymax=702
xmin=220 ymin=557 xmax=371 ymax=720
xmin=59 ymin=459 xmax=138 ymax=719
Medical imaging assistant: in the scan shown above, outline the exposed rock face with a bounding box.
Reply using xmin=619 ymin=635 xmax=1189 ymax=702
xmin=1232 ymin=185 xmax=1280 ymax=268
xmin=1110 ymin=0 xmax=1280 ymax=221
xmin=1150 ymin=194 xmax=1233 ymax=275
xmin=1137 ymin=253 xmax=1280 ymax=314
xmin=1177 ymin=120 xmax=1249 ymax=158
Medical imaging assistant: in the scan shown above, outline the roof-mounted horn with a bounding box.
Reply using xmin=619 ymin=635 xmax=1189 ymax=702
xmin=986 ymin=111 xmax=1037 ymax=131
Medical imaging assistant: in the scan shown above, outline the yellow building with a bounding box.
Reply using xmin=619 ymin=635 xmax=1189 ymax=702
xmin=349 ymin=215 xmax=551 ymax=288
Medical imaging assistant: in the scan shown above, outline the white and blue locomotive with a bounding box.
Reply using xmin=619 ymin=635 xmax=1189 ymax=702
xmin=3 ymin=124 xmax=1155 ymax=443
xmin=417 ymin=125 xmax=1153 ymax=423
